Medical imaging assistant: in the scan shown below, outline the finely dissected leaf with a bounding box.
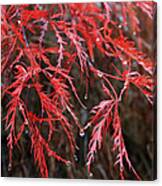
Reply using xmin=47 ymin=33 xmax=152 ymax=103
xmin=1 ymin=2 xmax=156 ymax=179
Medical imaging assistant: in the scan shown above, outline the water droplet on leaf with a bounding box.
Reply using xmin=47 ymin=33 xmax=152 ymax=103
xmin=123 ymin=61 xmax=127 ymax=65
xmin=84 ymin=94 xmax=88 ymax=100
xmin=25 ymin=129 xmax=29 ymax=134
xmin=118 ymin=24 xmax=122 ymax=29
xmin=79 ymin=129 xmax=85 ymax=137
xmin=66 ymin=161 xmax=71 ymax=167
xmin=8 ymin=163 xmax=12 ymax=171
xmin=96 ymin=37 xmax=100 ymax=42
xmin=91 ymin=58 xmax=95 ymax=63
xmin=89 ymin=172 xmax=93 ymax=177
xmin=133 ymin=31 xmax=136 ymax=36
xmin=18 ymin=20 xmax=21 ymax=24
xmin=98 ymin=71 xmax=103 ymax=78
xmin=74 ymin=154 xmax=78 ymax=161
xmin=39 ymin=5 xmax=43 ymax=10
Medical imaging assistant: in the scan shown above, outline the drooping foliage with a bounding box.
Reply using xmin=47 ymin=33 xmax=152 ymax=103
xmin=1 ymin=2 xmax=156 ymax=179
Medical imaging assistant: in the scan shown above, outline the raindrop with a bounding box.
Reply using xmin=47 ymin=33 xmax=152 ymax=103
xmin=119 ymin=16 xmax=123 ymax=22
xmin=8 ymin=163 xmax=12 ymax=171
xmin=123 ymin=61 xmax=127 ymax=65
xmin=79 ymin=129 xmax=85 ymax=137
xmin=18 ymin=20 xmax=21 ymax=24
xmin=118 ymin=24 xmax=122 ymax=29
xmin=96 ymin=37 xmax=100 ymax=42
xmin=98 ymin=71 xmax=103 ymax=78
xmin=25 ymin=129 xmax=29 ymax=134
xmin=91 ymin=58 xmax=95 ymax=63
xmin=120 ymin=57 xmax=123 ymax=61
xmin=66 ymin=161 xmax=71 ymax=167
xmin=133 ymin=31 xmax=136 ymax=36
xmin=89 ymin=172 xmax=93 ymax=177
xmin=84 ymin=94 xmax=88 ymax=100
xmin=39 ymin=5 xmax=43 ymax=10
xmin=74 ymin=154 xmax=78 ymax=162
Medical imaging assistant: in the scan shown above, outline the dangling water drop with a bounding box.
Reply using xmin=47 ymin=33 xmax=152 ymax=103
xmin=73 ymin=154 xmax=78 ymax=162
xmin=84 ymin=94 xmax=88 ymax=100
xmin=79 ymin=129 xmax=85 ymax=137
xmin=123 ymin=61 xmax=127 ymax=65
xmin=39 ymin=5 xmax=43 ymax=10
xmin=8 ymin=163 xmax=12 ymax=171
xmin=66 ymin=161 xmax=71 ymax=167
xmin=17 ymin=20 xmax=21 ymax=24
xmin=98 ymin=71 xmax=103 ymax=78
xmin=96 ymin=37 xmax=100 ymax=42
xmin=118 ymin=24 xmax=122 ymax=29
xmin=89 ymin=172 xmax=93 ymax=177
xmin=91 ymin=58 xmax=95 ymax=63
xmin=25 ymin=129 xmax=29 ymax=134
xmin=133 ymin=31 xmax=136 ymax=36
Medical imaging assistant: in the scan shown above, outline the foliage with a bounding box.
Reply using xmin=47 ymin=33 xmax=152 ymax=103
xmin=1 ymin=2 xmax=156 ymax=179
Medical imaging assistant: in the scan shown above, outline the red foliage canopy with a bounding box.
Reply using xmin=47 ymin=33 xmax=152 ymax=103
xmin=1 ymin=2 xmax=156 ymax=179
